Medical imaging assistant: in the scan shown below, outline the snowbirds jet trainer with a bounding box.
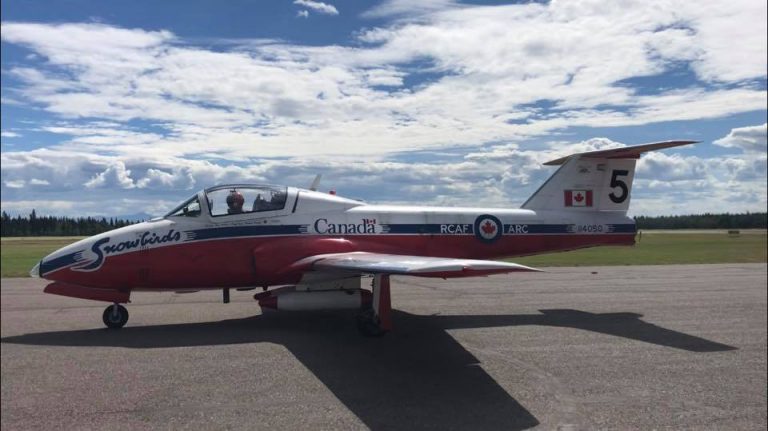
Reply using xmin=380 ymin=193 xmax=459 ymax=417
xmin=32 ymin=140 xmax=695 ymax=336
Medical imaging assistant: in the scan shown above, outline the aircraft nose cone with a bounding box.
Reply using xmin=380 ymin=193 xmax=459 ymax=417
xmin=30 ymin=261 xmax=41 ymax=278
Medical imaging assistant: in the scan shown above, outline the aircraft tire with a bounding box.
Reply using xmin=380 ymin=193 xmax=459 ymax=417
xmin=356 ymin=309 xmax=387 ymax=337
xmin=102 ymin=304 xmax=129 ymax=329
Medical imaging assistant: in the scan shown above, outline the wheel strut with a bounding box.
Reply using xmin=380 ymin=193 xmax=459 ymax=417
xmin=357 ymin=274 xmax=392 ymax=337
xmin=372 ymin=274 xmax=392 ymax=332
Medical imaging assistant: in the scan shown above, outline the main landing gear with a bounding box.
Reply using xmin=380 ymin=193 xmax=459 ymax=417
xmin=102 ymin=303 xmax=129 ymax=329
xmin=356 ymin=309 xmax=386 ymax=337
xmin=356 ymin=274 xmax=392 ymax=337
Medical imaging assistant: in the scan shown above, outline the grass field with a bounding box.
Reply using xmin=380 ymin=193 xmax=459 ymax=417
xmin=1 ymin=237 xmax=86 ymax=278
xmin=512 ymin=232 xmax=767 ymax=267
xmin=1 ymin=232 xmax=766 ymax=278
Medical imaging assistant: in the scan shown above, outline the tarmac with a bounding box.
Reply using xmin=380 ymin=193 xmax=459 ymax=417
xmin=1 ymin=264 xmax=766 ymax=430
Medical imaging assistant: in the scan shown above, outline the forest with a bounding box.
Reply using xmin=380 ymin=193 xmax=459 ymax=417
xmin=634 ymin=212 xmax=766 ymax=230
xmin=1 ymin=210 xmax=136 ymax=236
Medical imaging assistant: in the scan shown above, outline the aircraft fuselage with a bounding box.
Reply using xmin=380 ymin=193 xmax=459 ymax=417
xmin=36 ymin=187 xmax=635 ymax=292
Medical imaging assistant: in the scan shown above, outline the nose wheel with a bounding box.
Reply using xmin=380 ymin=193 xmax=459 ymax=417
xmin=102 ymin=304 xmax=129 ymax=329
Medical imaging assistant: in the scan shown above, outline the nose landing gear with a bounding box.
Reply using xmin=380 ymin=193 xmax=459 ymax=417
xmin=102 ymin=303 xmax=129 ymax=329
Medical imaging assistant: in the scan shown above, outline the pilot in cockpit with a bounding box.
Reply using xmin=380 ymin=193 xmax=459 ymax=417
xmin=226 ymin=190 xmax=244 ymax=214
xmin=253 ymin=194 xmax=269 ymax=211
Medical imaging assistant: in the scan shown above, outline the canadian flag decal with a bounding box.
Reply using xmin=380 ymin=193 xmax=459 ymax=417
xmin=564 ymin=190 xmax=593 ymax=207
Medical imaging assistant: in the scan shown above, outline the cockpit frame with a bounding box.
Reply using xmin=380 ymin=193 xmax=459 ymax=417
xmin=165 ymin=184 xmax=295 ymax=221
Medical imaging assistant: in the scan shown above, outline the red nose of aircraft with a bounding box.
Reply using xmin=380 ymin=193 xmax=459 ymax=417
xmin=31 ymin=220 xmax=153 ymax=286
xmin=31 ymin=235 xmax=105 ymax=284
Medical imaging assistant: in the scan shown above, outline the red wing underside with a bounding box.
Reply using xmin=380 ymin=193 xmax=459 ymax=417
xmin=304 ymin=252 xmax=541 ymax=278
xmin=44 ymin=282 xmax=130 ymax=303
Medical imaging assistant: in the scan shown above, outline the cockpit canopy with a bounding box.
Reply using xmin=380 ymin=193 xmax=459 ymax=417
xmin=166 ymin=195 xmax=202 ymax=218
xmin=207 ymin=185 xmax=287 ymax=216
xmin=165 ymin=185 xmax=288 ymax=218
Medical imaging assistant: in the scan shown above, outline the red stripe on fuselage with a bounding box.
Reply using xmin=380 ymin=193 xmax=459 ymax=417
xmin=44 ymin=233 xmax=635 ymax=290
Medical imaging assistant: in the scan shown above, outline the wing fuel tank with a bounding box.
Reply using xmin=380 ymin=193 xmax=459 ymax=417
xmin=256 ymin=288 xmax=372 ymax=311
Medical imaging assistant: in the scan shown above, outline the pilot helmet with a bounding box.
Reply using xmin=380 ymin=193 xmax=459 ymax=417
xmin=226 ymin=189 xmax=244 ymax=209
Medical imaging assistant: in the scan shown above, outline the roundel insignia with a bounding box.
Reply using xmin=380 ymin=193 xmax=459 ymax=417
xmin=474 ymin=214 xmax=502 ymax=243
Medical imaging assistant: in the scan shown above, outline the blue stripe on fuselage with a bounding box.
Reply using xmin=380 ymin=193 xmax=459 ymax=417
xmin=184 ymin=225 xmax=308 ymax=241
xmin=39 ymin=250 xmax=85 ymax=275
xmin=184 ymin=223 xmax=635 ymax=239
xmin=607 ymin=224 xmax=638 ymax=233
xmin=379 ymin=223 xmax=635 ymax=235
xmin=508 ymin=224 xmax=570 ymax=234
xmin=381 ymin=224 xmax=451 ymax=234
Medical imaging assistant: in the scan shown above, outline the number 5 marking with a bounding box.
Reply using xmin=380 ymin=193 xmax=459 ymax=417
xmin=609 ymin=170 xmax=629 ymax=203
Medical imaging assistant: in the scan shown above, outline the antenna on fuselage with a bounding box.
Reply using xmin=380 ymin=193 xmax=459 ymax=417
xmin=309 ymin=174 xmax=322 ymax=191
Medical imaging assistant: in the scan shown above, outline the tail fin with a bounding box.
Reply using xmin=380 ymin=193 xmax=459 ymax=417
xmin=522 ymin=140 xmax=697 ymax=213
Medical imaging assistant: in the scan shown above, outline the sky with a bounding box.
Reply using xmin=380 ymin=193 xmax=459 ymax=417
xmin=1 ymin=0 xmax=766 ymax=218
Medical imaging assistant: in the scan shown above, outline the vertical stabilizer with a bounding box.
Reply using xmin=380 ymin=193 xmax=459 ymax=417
xmin=521 ymin=140 xmax=696 ymax=214
xmin=522 ymin=157 xmax=636 ymax=212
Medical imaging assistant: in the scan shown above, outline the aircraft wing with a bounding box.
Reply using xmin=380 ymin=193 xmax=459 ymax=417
xmin=302 ymin=252 xmax=541 ymax=278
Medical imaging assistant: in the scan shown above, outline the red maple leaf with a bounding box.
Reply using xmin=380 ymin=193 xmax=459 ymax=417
xmin=481 ymin=220 xmax=497 ymax=235
xmin=574 ymin=192 xmax=584 ymax=202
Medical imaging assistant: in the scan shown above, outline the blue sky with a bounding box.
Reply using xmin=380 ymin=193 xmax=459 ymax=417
xmin=1 ymin=0 xmax=766 ymax=217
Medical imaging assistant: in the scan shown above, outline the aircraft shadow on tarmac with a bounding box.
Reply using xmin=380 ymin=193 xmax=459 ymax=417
xmin=2 ymin=309 xmax=736 ymax=430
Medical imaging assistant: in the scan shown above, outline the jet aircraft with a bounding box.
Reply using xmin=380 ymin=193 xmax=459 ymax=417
xmin=31 ymin=140 xmax=696 ymax=335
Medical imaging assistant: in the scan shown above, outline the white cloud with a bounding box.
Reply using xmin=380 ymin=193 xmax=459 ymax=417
xmin=362 ymin=68 xmax=405 ymax=87
xmin=84 ymin=162 xmax=136 ymax=189
xmin=0 ymin=96 xmax=26 ymax=106
xmin=2 ymin=137 xmax=765 ymax=217
xmin=135 ymin=167 xmax=196 ymax=190
xmin=1 ymin=5 xmax=766 ymax=160
xmin=293 ymin=0 xmax=338 ymax=16
xmin=637 ymin=152 xmax=707 ymax=182
xmin=713 ymin=123 xmax=767 ymax=153
xmin=1 ymin=2 xmax=766 ymax=216
xmin=721 ymin=156 xmax=768 ymax=181
xmin=684 ymin=1 xmax=768 ymax=82
xmin=296 ymin=10 xmax=309 ymax=19
xmin=361 ymin=0 xmax=458 ymax=19
xmin=544 ymin=138 xmax=627 ymax=161
xmin=1 ymin=131 xmax=20 ymax=138
xmin=1 ymin=22 xmax=171 ymax=63
xmin=4 ymin=180 xmax=25 ymax=188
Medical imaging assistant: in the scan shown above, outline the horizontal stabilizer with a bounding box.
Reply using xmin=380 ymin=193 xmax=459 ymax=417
xmin=303 ymin=252 xmax=541 ymax=278
xmin=544 ymin=140 xmax=698 ymax=166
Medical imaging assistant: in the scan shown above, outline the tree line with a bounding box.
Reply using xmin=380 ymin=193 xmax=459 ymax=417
xmin=1 ymin=210 xmax=138 ymax=237
xmin=1 ymin=209 xmax=765 ymax=237
xmin=634 ymin=212 xmax=766 ymax=230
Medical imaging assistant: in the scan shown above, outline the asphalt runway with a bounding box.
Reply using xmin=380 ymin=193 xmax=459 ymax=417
xmin=2 ymin=264 xmax=766 ymax=430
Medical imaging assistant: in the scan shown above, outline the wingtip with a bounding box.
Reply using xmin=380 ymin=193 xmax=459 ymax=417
xmin=509 ymin=262 xmax=544 ymax=272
